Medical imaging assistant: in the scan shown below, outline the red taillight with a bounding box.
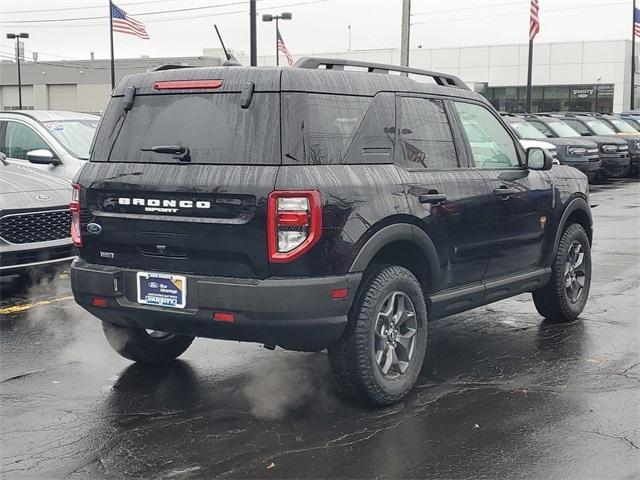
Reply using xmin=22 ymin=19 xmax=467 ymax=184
xmin=213 ymin=312 xmax=235 ymax=323
xmin=91 ymin=296 xmax=107 ymax=307
xmin=153 ymin=80 xmax=223 ymax=90
xmin=70 ymin=183 xmax=82 ymax=247
xmin=331 ymin=288 xmax=349 ymax=300
xmin=267 ymin=191 xmax=322 ymax=263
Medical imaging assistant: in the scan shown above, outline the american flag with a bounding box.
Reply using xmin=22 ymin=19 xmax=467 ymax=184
xmin=111 ymin=2 xmax=150 ymax=39
xmin=277 ymin=30 xmax=294 ymax=66
xmin=635 ymin=7 xmax=640 ymax=37
xmin=400 ymin=140 xmax=426 ymax=167
xmin=529 ymin=0 xmax=540 ymax=41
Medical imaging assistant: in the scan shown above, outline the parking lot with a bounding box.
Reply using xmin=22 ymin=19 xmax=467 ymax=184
xmin=1 ymin=178 xmax=639 ymax=479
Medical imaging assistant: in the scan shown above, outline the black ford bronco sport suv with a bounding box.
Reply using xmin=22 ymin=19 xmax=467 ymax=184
xmin=70 ymin=58 xmax=593 ymax=405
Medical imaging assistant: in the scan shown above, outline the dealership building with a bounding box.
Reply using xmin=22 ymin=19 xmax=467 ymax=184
xmin=0 ymin=40 xmax=634 ymax=113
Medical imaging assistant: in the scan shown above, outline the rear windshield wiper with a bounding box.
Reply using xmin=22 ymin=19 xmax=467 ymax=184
xmin=106 ymin=86 xmax=136 ymax=161
xmin=141 ymin=145 xmax=191 ymax=162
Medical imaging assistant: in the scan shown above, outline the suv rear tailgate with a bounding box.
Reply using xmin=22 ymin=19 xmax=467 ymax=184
xmin=78 ymin=162 xmax=277 ymax=278
xmin=78 ymin=68 xmax=281 ymax=278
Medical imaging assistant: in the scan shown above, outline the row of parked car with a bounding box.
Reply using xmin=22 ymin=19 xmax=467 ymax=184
xmin=0 ymin=108 xmax=637 ymax=281
xmin=502 ymin=112 xmax=639 ymax=181
xmin=0 ymin=110 xmax=99 ymax=279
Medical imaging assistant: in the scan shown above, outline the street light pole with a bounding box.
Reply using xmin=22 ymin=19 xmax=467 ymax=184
xmin=6 ymin=33 xmax=29 ymax=110
xmin=262 ymin=12 xmax=292 ymax=66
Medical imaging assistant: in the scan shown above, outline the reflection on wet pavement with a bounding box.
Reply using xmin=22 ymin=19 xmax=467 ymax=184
xmin=1 ymin=179 xmax=639 ymax=479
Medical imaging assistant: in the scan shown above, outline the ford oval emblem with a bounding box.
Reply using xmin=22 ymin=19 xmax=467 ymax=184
xmin=36 ymin=194 xmax=51 ymax=201
xmin=86 ymin=223 xmax=102 ymax=234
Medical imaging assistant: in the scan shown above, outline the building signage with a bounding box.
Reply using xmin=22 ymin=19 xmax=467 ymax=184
xmin=572 ymin=88 xmax=594 ymax=99
xmin=596 ymin=84 xmax=614 ymax=97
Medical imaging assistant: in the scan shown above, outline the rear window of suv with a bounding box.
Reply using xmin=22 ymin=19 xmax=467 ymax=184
xmin=91 ymin=93 xmax=280 ymax=165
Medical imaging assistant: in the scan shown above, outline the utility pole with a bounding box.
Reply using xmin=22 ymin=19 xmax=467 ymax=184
xmin=400 ymin=0 xmax=411 ymax=66
xmin=250 ymin=0 xmax=257 ymax=66
xmin=348 ymin=24 xmax=352 ymax=51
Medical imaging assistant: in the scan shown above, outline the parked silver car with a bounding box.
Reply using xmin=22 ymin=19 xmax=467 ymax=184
xmin=0 ymin=111 xmax=99 ymax=181
xmin=0 ymin=153 xmax=74 ymax=276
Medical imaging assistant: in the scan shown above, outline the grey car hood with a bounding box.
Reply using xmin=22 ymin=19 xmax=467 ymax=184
xmin=583 ymin=135 xmax=628 ymax=146
xmin=539 ymin=137 xmax=597 ymax=149
xmin=0 ymin=164 xmax=71 ymax=212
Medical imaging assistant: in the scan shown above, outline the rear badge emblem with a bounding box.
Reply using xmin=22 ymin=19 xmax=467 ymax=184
xmin=87 ymin=223 xmax=102 ymax=234
xmin=36 ymin=194 xmax=51 ymax=201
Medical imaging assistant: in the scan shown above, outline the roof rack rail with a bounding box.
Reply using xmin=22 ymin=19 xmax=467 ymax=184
xmin=148 ymin=64 xmax=194 ymax=72
xmin=293 ymin=57 xmax=470 ymax=90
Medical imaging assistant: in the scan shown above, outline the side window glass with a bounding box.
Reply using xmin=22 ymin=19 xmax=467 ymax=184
xmin=529 ymin=121 xmax=551 ymax=137
xmin=4 ymin=122 xmax=49 ymax=160
xmin=454 ymin=102 xmax=520 ymax=169
xmin=563 ymin=119 xmax=589 ymax=135
xmin=344 ymin=92 xmax=395 ymax=165
xmin=307 ymin=94 xmax=370 ymax=164
xmin=397 ymin=97 xmax=458 ymax=169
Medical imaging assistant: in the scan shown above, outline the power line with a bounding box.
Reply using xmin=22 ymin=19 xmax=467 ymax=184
xmin=0 ymin=1 xmax=252 ymax=23
xmin=0 ymin=45 xmax=76 ymax=60
xmin=1 ymin=0 xmax=297 ymax=15
xmin=0 ymin=0 xmax=333 ymax=28
xmin=1 ymin=0 xmax=178 ymax=15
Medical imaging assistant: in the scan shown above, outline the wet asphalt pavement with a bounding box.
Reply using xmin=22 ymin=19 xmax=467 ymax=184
xmin=1 ymin=179 xmax=639 ymax=479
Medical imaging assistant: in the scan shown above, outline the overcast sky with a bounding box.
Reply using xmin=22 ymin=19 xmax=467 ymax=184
xmin=0 ymin=0 xmax=632 ymax=63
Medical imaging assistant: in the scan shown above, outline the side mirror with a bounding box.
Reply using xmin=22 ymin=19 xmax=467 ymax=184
xmin=526 ymin=147 xmax=553 ymax=171
xmin=26 ymin=149 xmax=61 ymax=165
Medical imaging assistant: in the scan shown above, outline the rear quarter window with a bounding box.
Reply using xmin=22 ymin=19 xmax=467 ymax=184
xmin=91 ymin=92 xmax=280 ymax=165
xmin=282 ymin=93 xmax=394 ymax=165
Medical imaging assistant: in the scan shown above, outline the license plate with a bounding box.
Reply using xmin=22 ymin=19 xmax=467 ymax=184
xmin=137 ymin=272 xmax=187 ymax=309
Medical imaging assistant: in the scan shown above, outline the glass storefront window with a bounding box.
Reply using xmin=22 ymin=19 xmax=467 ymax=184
xmin=483 ymin=84 xmax=614 ymax=113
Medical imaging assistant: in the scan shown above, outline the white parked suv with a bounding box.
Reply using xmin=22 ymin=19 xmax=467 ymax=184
xmin=0 ymin=110 xmax=99 ymax=181
xmin=519 ymin=139 xmax=560 ymax=165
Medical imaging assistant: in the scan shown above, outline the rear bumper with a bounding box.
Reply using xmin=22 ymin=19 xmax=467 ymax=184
xmin=70 ymin=259 xmax=361 ymax=352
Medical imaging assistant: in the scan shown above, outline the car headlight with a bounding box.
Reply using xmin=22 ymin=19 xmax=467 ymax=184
xmin=567 ymin=146 xmax=587 ymax=156
xmin=601 ymin=144 xmax=618 ymax=154
xmin=635 ymin=140 xmax=640 ymax=150
xmin=618 ymin=144 xmax=629 ymax=151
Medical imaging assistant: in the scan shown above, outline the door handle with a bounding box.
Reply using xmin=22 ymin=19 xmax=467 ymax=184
xmin=419 ymin=193 xmax=447 ymax=204
xmin=493 ymin=187 xmax=517 ymax=198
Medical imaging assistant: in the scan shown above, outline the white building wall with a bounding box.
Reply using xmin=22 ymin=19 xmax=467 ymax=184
xmin=47 ymin=84 xmax=78 ymax=111
xmin=239 ymin=40 xmax=632 ymax=111
xmin=77 ymin=84 xmax=112 ymax=113
xmin=0 ymin=85 xmax=34 ymax=109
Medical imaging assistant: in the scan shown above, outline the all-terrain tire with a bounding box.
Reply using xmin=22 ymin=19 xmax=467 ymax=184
xmin=328 ymin=265 xmax=428 ymax=406
xmin=532 ymin=223 xmax=591 ymax=322
xmin=102 ymin=321 xmax=194 ymax=364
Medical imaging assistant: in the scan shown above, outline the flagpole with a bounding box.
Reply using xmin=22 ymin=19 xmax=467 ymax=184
xmin=275 ymin=20 xmax=280 ymax=66
xmin=109 ymin=0 xmax=115 ymax=89
xmin=526 ymin=38 xmax=533 ymax=113
xmin=632 ymin=0 xmax=636 ymax=110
